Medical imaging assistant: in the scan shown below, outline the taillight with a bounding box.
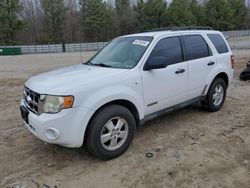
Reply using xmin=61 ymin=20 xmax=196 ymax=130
xmin=231 ymin=55 xmax=234 ymax=68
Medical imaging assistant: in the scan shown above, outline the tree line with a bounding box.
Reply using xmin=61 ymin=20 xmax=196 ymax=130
xmin=0 ymin=0 xmax=249 ymax=45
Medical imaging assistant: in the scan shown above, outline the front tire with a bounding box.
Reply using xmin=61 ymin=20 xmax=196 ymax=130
xmin=85 ymin=105 xmax=136 ymax=160
xmin=203 ymin=78 xmax=227 ymax=112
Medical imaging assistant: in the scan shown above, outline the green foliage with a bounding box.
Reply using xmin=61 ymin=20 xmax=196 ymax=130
xmin=1 ymin=0 xmax=250 ymax=44
xmin=136 ymin=0 xmax=167 ymax=30
xmin=204 ymin=0 xmax=235 ymax=30
xmin=0 ymin=0 xmax=23 ymax=45
xmin=135 ymin=0 xmax=248 ymax=32
xmin=246 ymin=8 xmax=250 ymax=29
xmin=167 ymin=0 xmax=196 ymax=26
xmin=116 ymin=0 xmax=130 ymax=14
xmin=228 ymin=0 xmax=247 ymax=29
xmin=189 ymin=0 xmax=205 ymax=26
xmin=40 ymin=0 xmax=67 ymax=43
xmin=79 ymin=0 xmax=115 ymax=42
xmin=135 ymin=0 xmax=206 ymax=30
xmin=115 ymin=0 xmax=138 ymax=35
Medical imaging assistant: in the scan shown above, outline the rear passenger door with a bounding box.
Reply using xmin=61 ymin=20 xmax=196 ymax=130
xmin=207 ymin=33 xmax=231 ymax=70
xmin=182 ymin=34 xmax=216 ymax=99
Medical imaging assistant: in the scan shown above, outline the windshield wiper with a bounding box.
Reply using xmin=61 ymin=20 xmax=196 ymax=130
xmin=93 ymin=63 xmax=112 ymax=68
xmin=84 ymin=61 xmax=94 ymax=66
xmin=84 ymin=61 xmax=112 ymax=68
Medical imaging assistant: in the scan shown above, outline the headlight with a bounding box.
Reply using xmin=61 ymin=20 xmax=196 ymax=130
xmin=42 ymin=95 xmax=74 ymax=113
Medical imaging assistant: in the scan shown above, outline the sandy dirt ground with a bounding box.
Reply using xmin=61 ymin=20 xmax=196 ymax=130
xmin=0 ymin=49 xmax=250 ymax=188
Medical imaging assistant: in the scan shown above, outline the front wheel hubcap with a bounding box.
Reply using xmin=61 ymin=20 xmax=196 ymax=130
xmin=101 ymin=117 xmax=129 ymax=151
xmin=212 ymin=85 xmax=224 ymax=106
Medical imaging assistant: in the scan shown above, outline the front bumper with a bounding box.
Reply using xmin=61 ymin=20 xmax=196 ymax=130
xmin=20 ymin=99 xmax=93 ymax=148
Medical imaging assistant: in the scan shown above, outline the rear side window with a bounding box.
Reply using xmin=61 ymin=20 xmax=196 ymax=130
xmin=149 ymin=37 xmax=183 ymax=66
xmin=207 ymin=34 xmax=229 ymax=54
xmin=183 ymin=35 xmax=211 ymax=61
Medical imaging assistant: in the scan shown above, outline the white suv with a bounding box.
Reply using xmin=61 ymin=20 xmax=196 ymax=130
xmin=20 ymin=27 xmax=234 ymax=159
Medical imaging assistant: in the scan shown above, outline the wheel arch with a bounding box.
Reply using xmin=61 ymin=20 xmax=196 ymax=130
xmin=214 ymin=72 xmax=229 ymax=88
xmin=206 ymin=72 xmax=229 ymax=93
xmin=203 ymin=72 xmax=228 ymax=112
xmin=203 ymin=71 xmax=229 ymax=97
xmin=83 ymin=99 xmax=140 ymax=145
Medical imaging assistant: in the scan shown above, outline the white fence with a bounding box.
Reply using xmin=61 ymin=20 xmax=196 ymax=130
xmin=222 ymin=30 xmax=250 ymax=38
xmin=1 ymin=30 xmax=250 ymax=54
xmin=65 ymin=42 xmax=108 ymax=53
xmin=20 ymin=44 xmax=62 ymax=54
xmin=0 ymin=42 xmax=108 ymax=54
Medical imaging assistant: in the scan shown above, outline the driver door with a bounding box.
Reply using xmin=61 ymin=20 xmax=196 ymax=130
xmin=141 ymin=36 xmax=188 ymax=115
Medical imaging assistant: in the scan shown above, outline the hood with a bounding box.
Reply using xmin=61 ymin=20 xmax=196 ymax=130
xmin=25 ymin=64 xmax=128 ymax=94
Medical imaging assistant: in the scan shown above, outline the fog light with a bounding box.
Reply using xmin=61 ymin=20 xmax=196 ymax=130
xmin=45 ymin=128 xmax=60 ymax=140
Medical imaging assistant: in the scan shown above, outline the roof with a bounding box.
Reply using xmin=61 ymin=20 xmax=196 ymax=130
xmin=121 ymin=29 xmax=221 ymax=38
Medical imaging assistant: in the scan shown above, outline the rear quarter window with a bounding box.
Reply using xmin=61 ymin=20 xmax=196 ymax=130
xmin=207 ymin=34 xmax=229 ymax=54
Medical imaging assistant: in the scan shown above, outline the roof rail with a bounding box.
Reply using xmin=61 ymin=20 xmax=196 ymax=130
xmin=144 ymin=26 xmax=213 ymax=32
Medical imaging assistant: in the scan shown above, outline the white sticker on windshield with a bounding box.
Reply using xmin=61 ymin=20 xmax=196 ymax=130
xmin=132 ymin=40 xmax=150 ymax=47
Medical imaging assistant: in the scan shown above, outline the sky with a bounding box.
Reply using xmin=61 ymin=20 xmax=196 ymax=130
xmin=246 ymin=0 xmax=250 ymax=6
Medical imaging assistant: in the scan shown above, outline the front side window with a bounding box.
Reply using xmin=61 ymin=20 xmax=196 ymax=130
xmin=183 ymin=35 xmax=211 ymax=61
xmin=148 ymin=36 xmax=183 ymax=66
xmin=207 ymin=34 xmax=229 ymax=54
xmin=88 ymin=36 xmax=153 ymax=69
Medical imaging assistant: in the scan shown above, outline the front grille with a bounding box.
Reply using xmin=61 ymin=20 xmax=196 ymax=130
xmin=24 ymin=87 xmax=40 ymax=114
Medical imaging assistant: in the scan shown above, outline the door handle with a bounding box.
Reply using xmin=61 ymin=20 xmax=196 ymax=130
xmin=175 ymin=69 xmax=185 ymax=74
xmin=207 ymin=61 xmax=215 ymax=66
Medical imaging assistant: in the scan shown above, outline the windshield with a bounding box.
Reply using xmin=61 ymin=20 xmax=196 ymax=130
xmin=87 ymin=36 xmax=153 ymax=69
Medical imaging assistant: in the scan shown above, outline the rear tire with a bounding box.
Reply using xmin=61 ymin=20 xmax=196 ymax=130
xmin=203 ymin=78 xmax=227 ymax=112
xmin=85 ymin=105 xmax=136 ymax=160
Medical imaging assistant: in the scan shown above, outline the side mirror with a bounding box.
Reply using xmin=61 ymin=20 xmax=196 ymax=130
xmin=144 ymin=56 xmax=167 ymax=71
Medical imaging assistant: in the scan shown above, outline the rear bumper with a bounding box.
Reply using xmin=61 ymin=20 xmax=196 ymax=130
xmin=20 ymin=99 xmax=93 ymax=148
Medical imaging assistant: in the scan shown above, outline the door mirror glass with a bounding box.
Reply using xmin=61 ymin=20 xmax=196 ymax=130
xmin=144 ymin=57 xmax=167 ymax=70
